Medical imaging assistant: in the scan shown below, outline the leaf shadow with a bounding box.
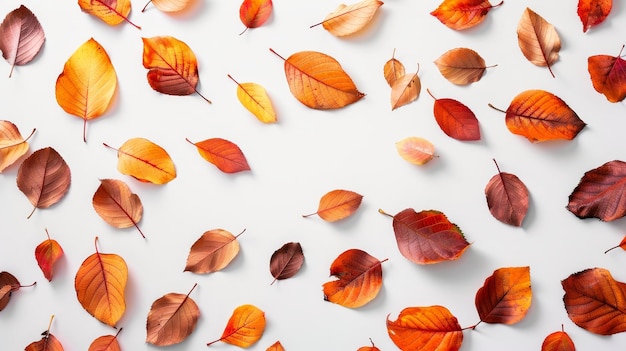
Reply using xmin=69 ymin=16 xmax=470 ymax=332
xmin=414 ymin=245 xmax=491 ymax=287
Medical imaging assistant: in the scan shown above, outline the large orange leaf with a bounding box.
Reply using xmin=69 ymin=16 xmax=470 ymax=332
xmin=146 ymin=284 xmax=200 ymax=346
xmin=434 ymin=47 xmax=491 ymax=85
xmin=391 ymin=69 xmax=420 ymax=110
xmin=491 ymin=90 xmax=586 ymax=142
xmin=0 ymin=120 xmax=34 ymax=173
xmin=184 ymin=229 xmax=244 ymax=274
xmin=88 ymin=329 xmax=122 ymax=351
xmin=186 ymin=137 xmax=250 ymax=173
xmin=485 ymin=159 xmax=529 ymax=226
xmin=75 ymin=237 xmax=127 ymax=327
xmin=541 ymin=326 xmax=575 ymax=351
xmin=0 ymin=5 xmax=45 ymax=77
xmin=322 ymin=248 xmax=385 ymax=308
xmin=475 ymin=266 xmax=531 ymax=325
xmin=142 ymin=0 xmax=193 ymax=13
xmin=92 ymin=178 xmax=144 ymax=238
xmin=228 ymin=74 xmax=277 ymax=123
xmin=383 ymin=49 xmax=405 ymax=87
xmin=302 ymin=189 xmax=363 ymax=222
xmin=25 ymin=316 xmax=64 ymax=351
xmin=270 ymin=242 xmax=304 ymax=284
xmin=430 ymin=0 xmax=503 ymax=30
xmin=142 ymin=36 xmax=210 ymax=103
xmin=311 ymin=0 xmax=384 ymax=37
xmin=207 ymin=304 xmax=266 ymax=347
xmin=78 ymin=0 xmax=140 ymax=28
xmin=35 ymin=229 xmax=64 ymax=282
xmin=427 ymin=89 xmax=480 ymax=141
xmin=0 ymin=271 xmax=35 ymax=312
xmin=104 ymin=137 xmax=176 ymax=184
xmin=55 ymin=38 xmax=117 ymax=142
xmin=16 ymin=147 xmax=71 ymax=219
xmin=387 ymin=305 xmax=463 ymax=351
xmin=578 ymin=0 xmax=612 ymax=32
xmin=271 ymin=48 xmax=364 ymax=109
xmin=517 ymin=7 xmax=561 ymax=77
xmin=395 ymin=136 xmax=435 ymax=166
xmin=239 ymin=0 xmax=273 ymax=34
xmin=588 ymin=45 xmax=626 ymax=103
xmin=562 ymin=267 xmax=626 ymax=335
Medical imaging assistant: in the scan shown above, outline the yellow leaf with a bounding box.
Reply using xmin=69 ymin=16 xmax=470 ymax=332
xmin=104 ymin=138 xmax=176 ymax=185
xmin=228 ymin=74 xmax=277 ymax=123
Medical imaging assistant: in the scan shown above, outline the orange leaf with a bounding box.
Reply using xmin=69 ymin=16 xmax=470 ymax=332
xmin=239 ymin=0 xmax=273 ymax=34
xmin=562 ymin=267 xmax=626 ymax=335
xmin=25 ymin=316 xmax=64 ymax=351
xmin=75 ymin=237 xmax=127 ymax=327
xmin=146 ymin=284 xmax=200 ymax=346
xmin=228 ymin=74 xmax=277 ymax=123
xmin=322 ymin=249 xmax=386 ymax=308
xmin=186 ymin=137 xmax=250 ymax=173
xmin=357 ymin=339 xmax=380 ymax=351
xmin=104 ymin=137 xmax=176 ymax=184
xmin=35 ymin=229 xmax=64 ymax=282
xmin=16 ymin=147 xmax=71 ymax=219
xmin=185 ymin=229 xmax=244 ymax=274
xmin=434 ymin=47 xmax=491 ymax=85
xmin=92 ymin=179 xmax=144 ymax=238
xmin=383 ymin=49 xmax=405 ymax=87
xmin=395 ymin=136 xmax=435 ymax=166
xmin=475 ymin=266 xmax=531 ymax=325
xmin=88 ymin=329 xmax=122 ymax=351
xmin=302 ymin=189 xmax=363 ymax=222
xmin=270 ymin=242 xmax=304 ymax=284
xmin=0 ymin=120 xmax=34 ymax=173
xmin=427 ymin=89 xmax=480 ymax=141
xmin=491 ymin=90 xmax=586 ymax=142
xmin=578 ymin=0 xmax=612 ymax=32
xmin=0 ymin=271 xmax=35 ymax=312
xmin=142 ymin=36 xmax=210 ymax=103
xmin=431 ymin=0 xmax=503 ymax=30
xmin=55 ymin=38 xmax=117 ymax=142
xmin=605 ymin=235 xmax=626 ymax=254
xmin=391 ymin=69 xmax=420 ymax=110
xmin=78 ymin=0 xmax=140 ymax=28
xmin=266 ymin=340 xmax=285 ymax=351
xmin=142 ymin=0 xmax=193 ymax=13
xmin=517 ymin=7 xmax=561 ymax=78
xmin=588 ymin=45 xmax=626 ymax=103
xmin=271 ymin=48 xmax=364 ymax=109
xmin=311 ymin=0 xmax=384 ymax=37
xmin=387 ymin=305 xmax=463 ymax=351
xmin=0 ymin=5 xmax=45 ymax=77
xmin=207 ymin=304 xmax=266 ymax=347
xmin=541 ymin=326 xmax=575 ymax=351
xmin=485 ymin=159 xmax=529 ymax=226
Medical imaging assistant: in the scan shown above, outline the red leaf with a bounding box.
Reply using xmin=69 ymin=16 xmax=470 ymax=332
xmin=35 ymin=229 xmax=64 ymax=281
xmin=577 ymin=0 xmax=612 ymax=32
xmin=187 ymin=137 xmax=250 ymax=173
xmin=541 ymin=326 xmax=575 ymax=351
xmin=431 ymin=0 xmax=503 ymax=30
xmin=588 ymin=45 xmax=626 ymax=103
xmin=387 ymin=305 xmax=463 ymax=351
xmin=239 ymin=0 xmax=273 ymax=35
xmin=427 ymin=89 xmax=480 ymax=141
xmin=484 ymin=159 xmax=529 ymax=226
xmin=270 ymin=242 xmax=304 ymax=284
xmin=475 ymin=266 xmax=532 ymax=325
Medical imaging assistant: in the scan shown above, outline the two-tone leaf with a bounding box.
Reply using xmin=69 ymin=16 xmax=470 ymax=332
xmin=185 ymin=229 xmax=244 ymax=274
xmin=104 ymin=138 xmax=176 ymax=184
xmin=431 ymin=0 xmax=503 ymax=30
xmin=186 ymin=137 xmax=250 ymax=173
xmin=541 ymin=326 xmax=575 ymax=351
xmin=207 ymin=304 xmax=266 ymax=347
xmin=517 ymin=8 xmax=561 ymax=77
xmin=395 ymin=137 xmax=435 ymax=166
xmin=0 ymin=271 xmax=35 ymax=312
xmin=475 ymin=266 xmax=532 ymax=325
xmin=588 ymin=45 xmax=626 ymax=103
xmin=0 ymin=120 xmax=34 ymax=173
xmin=92 ymin=179 xmax=144 ymax=238
xmin=78 ymin=0 xmax=140 ymax=28
xmin=578 ymin=0 xmax=612 ymax=32
xmin=35 ymin=229 xmax=64 ymax=282
xmin=387 ymin=305 xmax=463 ymax=351
xmin=239 ymin=0 xmax=273 ymax=34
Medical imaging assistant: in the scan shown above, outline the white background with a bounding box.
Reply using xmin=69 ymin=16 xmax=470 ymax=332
xmin=1 ymin=0 xmax=626 ymax=350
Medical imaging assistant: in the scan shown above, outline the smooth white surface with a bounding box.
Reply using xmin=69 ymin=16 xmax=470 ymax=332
xmin=1 ymin=0 xmax=626 ymax=350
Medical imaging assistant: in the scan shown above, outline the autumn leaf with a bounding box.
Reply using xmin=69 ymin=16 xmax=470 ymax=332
xmin=541 ymin=326 xmax=575 ymax=351
xmin=239 ymin=0 xmax=273 ymax=35
xmin=78 ymin=0 xmax=140 ymax=28
xmin=311 ymin=0 xmax=384 ymax=37
xmin=104 ymin=138 xmax=176 ymax=184
xmin=207 ymin=304 xmax=266 ymax=347
xmin=391 ymin=68 xmax=420 ymax=110
xmin=489 ymin=90 xmax=586 ymax=142
xmin=567 ymin=160 xmax=626 ymax=222
xmin=302 ymin=189 xmax=363 ymax=222
xmin=75 ymin=237 xmax=127 ymax=327
xmin=605 ymin=236 xmax=626 ymax=254
xmin=270 ymin=242 xmax=304 ymax=284
xmin=387 ymin=305 xmax=463 ymax=351
xmin=228 ymin=74 xmax=277 ymax=123
xmin=142 ymin=36 xmax=210 ymax=103
xmin=25 ymin=315 xmax=64 ymax=351
xmin=357 ymin=339 xmax=380 ymax=351
xmin=16 ymin=147 xmax=71 ymax=219
xmin=142 ymin=0 xmax=193 ymax=13
xmin=431 ymin=0 xmax=503 ymax=30
xmin=146 ymin=284 xmax=200 ymax=346
xmin=485 ymin=159 xmax=529 ymax=226
xmin=517 ymin=7 xmax=561 ymax=77
xmin=0 ymin=5 xmax=45 ymax=77
xmin=267 ymin=341 xmax=285 ymax=351
xmin=88 ymin=328 xmax=122 ymax=351
xmin=270 ymin=48 xmax=364 ymax=109
xmin=434 ymin=47 xmax=493 ymax=85
xmin=92 ymin=178 xmax=144 ymax=238
xmin=578 ymin=0 xmax=612 ymax=32
xmin=379 ymin=208 xmax=470 ymax=264
xmin=383 ymin=49 xmax=405 ymax=87
xmin=588 ymin=45 xmax=626 ymax=103
xmin=186 ymin=137 xmax=250 ymax=173
xmin=562 ymin=267 xmax=626 ymax=335
xmin=184 ymin=229 xmax=244 ymax=274
xmin=427 ymin=89 xmax=480 ymax=141
xmin=35 ymin=229 xmax=64 ymax=282
xmin=0 ymin=271 xmax=35 ymax=312
xmin=322 ymin=248 xmax=386 ymax=308
xmin=0 ymin=120 xmax=35 ymax=173
xmin=474 ymin=266 xmax=531 ymax=325
xmin=395 ymin=136 xmax=435 ymax=166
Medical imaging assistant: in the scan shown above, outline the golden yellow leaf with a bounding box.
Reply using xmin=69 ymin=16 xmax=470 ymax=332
xmin=104 ymin=138 xmax=176 ymax=185
xmin=228 ymin=74 xmax=277 ymax=123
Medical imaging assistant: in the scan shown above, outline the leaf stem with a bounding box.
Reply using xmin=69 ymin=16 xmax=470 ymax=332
xmin=239 ymin=27 xmax=249 ymax=36
xmin=462 ymin=320 xmax=481 ymax=330
xmin=378 ymin=208 xmax=394 ymax=218
xmin=269 ymin=48 xmax=286 ymax=61
xmin=194 ymin=90 xmax=212 ymax=104
xmin=8 ymin=64 xmax=15 ymax=78
xmin=141 ymin=0 xmax=152 ymax=12
xmin=0 ymin=128 xmax=36 ymax=150
xmin=26 ymin=206 xmax=37 ymax=219
xmin=235 ymin=228 xmax=247 ymax=238
xmin=605 ymin=245 xmax=619 ymax=254
xmin=83 ymin=118 xmax=88 ymax=143
xmin=46 ymin=314 xmax=55 ymax=335
xmin=187 ymin=282 xmax=198 ymax=297
xmin=492 ymin=158 xmax=502 ymax=174
xmin=19 ymin=281 xmax=37 ymax=288
xmin=426 ymin=88 xmax=436 ymax=100
xmin=491 ymin=1 xmax=504 ymax=9
xmin=44 ymin=228 xmax=51 ymax=240
xmin=488 ymin=103 xmax=507 ymax=114
xmin=94 ymin=236 xmax=100 ymax=254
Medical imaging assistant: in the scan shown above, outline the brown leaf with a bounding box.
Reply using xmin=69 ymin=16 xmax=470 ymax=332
xmin=184 ymin=229 xmax=244 ymax=274
xmin=578 ymin=0 xmax=612 ymax=32
xmin=541 ymin=326 xmax=575 ymax=351
xmin=35 ymin=229 xmax=64 ymax=282
xmin=302 ymin=189 xmax=363 ymax=222
xmin=186 ymin=137 xmax=251 ymax=173
xmin=427 ymin=89 xmax=480 ymax=141
xmin=430 ymin=0 xmax=503 ymax=30
xmin=434 ymin=47 xmax=491 ymax=85
xmin=0 ymin=271 xmax=22 ymax=312
xmin=311 ymin=0 xmax=384 ymax=37
xmin=383 ymin=49 xmax=405 ymax=87
xmin=0 ymin=120 xmax=35 ymax=173
xmin=270 ymin=242 xmax=304 ymax=284
xmin=387 ymin=305 xmax=463 ymax=351
xmin=0 ymin=5 xmax=45 ymax=77
xmin=146 ymin=284 xmax=200 ymax=346
xmin=207 ymin=304 xmax=266 ymax=347
xmin=588 ymin=45 xmax=626 ymax=103
xmin=92 ymin=179 xmax=144 ymax=238
xmin=475 ymin=266 xmax=532 ymax=325
xmin=485 ymin=159 xmax=529 ymax=226
xmin=517 ymin=7 xmax=561 ymax=77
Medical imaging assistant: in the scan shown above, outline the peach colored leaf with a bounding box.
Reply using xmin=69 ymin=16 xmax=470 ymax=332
xmin=78 ymin=0 xmax=140 ymax=28
xmin=228 ymin=74 xmax=277 ymax=123
xmin=434 ymin=47 xmax=490 ymax=85
xmin=184 ymin=229 xmax=244 ymax=274
xmin=25 ymin=317 xmax=64 ymax=351
xmin=239 ymin=0 xmax=273 ymax=34
xmin=266 ymin=340 xmax=285 ymax=351
xmin=270 ymin=242 xmax=304 ymax=284
xmin=517 ymin=7 xmax=561 ymax=78
xmin=186 ymin=137 xmax=250 ymax=173
xmin=92 ymin=179 xmax=144 ymax=238
xmin=302 ymin=189 xmax=363 ymax=222
xmin=35 ymin=229 xmax=64 ymax=282
xmin=387 ymin=305 xmax=463 ymax=351
xmin=311 ymin=0 xmax=384 ymax=37
xmin=427 ymin=89 xmax=480 ymax=141
xmin=431 ymin=0 xmax=503 ymax=30
xmin=105 ymin=137 xmax=176 ymax=184
xmin=0 ymin=120 xmax=34 ymax=173
xmin=588 ymin=45 xmax=626 ymax=103
xmin=578 ymin=0 xmax=612 ymax=32
xmin=475 ymin=266 xmax=532 ymax=325
xmin=384 ymin=49 xmax=405 ymax=87
xmin=16 ymin=147 xmax=71 ymax=219
xmin=391 ymin=70 xmax=420 ymax=110
xmin=146 ymin=284 xmax=200 ymax=346
xmin=142 ymin=0 xmax=193 ymax=13
xmin=0 ymin=5 xmax=45 ymax=77
xmin=541 ymin=326 xmax=575 ymax=351
xmin=395 ymin=136 xmax=435 ymax=166
xmin=207 ymin=304 xmax=266 ymax=347
xmin=485 ymin=159 xmax=529 ymax=226
xmin=88 ymin=329 xmax=122 ymax=351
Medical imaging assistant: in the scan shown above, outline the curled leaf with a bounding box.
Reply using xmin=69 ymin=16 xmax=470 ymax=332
xmin=207 ymin=304 xmax=266 ymax=347
xmin=517 ymin=7 xmax=561 ymax=77
xmin=302 ymin=189 xmax=363 ymax=222
xmin=239 ymin=0 xmax=273 ymax=34
xmin=541 ymin=326 xmax=575 ymax=351
xmin=270 ymin=242 xmax=304 ymax=284
xmin=588 ymin=45 xmax=626 ymax=103
xmin=92 ymin=179 xmax=144 ymax=238
xmin=391 ymin=70 xmax=420 ymax=110
xmin=228 ymin=74 xmax=277 ymax=123
xmin=186 ymin=137 xmax=250 ymax=173
xmin=0 ymin=5 xmax=45 ymax=77
xmin=105 ymin=138 xmax=176 ymax=184
xmin=383 ymin=49 xmax=405 ymax=87
xmin=146 ymin=284 xmax=200 ymax=346
xmin=312 ymin=0 xmax=384 ymax=37
xmin=78 ymin=0 xmax=140 ymax=28
xmin=431 ymin=0 xmax=503 ymax=30
xmin=578 ymin=0 xmax=612 ymax=32
xmin=475 ymin=266 xmax=532 ymax=325
xmin=485 ymin=159 xmax=529 ymax=226
xmin=184 ymin=229 xmax=244 ymax=274
xmin=427 ymin=89 xmax=480 ymax=141
xmin=434 ymin=47 xmax=491 ymax=85
xmin=387 ymin=305 xmax=463 ymax=351
xmin=35 ymin=229 xmax=64 ymax=282
xmin=0 ymin=120 xmax=34 ymax=173
xmin=395 ymin=136 xmax=435 ymax=166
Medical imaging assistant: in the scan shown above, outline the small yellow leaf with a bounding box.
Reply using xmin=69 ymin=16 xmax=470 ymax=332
xmin=228 ymin=75 xmax=277 ymax=123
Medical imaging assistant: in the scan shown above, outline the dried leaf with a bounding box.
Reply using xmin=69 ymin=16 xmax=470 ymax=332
xmin=207 ymin=304 xmax=266 ymax=347
xmin=105 ymin=137 xmax=176 ymax=185
xmin=78 ymin=0 xmax=140 ymax=28
xmin=383 ymin=49 xmax=405 ymax=87
xmin=541 ymin=326 xmax=575 ymax=351
xmin=75 ymin=237 xmax=127 ymax=327
xmin=427 ymin=89 xmax=480 ymax=141
xmin=239 ymin=0 xmax=273 ymax=34
xmin=357 ymin=339 xmax=380 ymax=351
xmin=55 ymin=38 xmax=117 ymax=142
xmin=184 ymin=229 xmax=244 ymax=274
xmin=92 ymin=178 xmax=144 ymax=238
xmin=16 ymin=147 xmax=71 ymax=219
xmin=35 ymin=229 xmax=64 ymax=282
xmin=0 ymin=5 xmax=45 ymax=77
xmin=567 ymin=160 xmax=626 ymax=222
xmin=142 ymin=0 xmax=193 ymax=13
xmin=431 ymin=0 xmax=503 ymax=30
xmin=434 ymin=47 xmax=490 ymax=85
xmin=25 ymin=316 xmax=64 ymax=351
xmin=391 ymin=70 xmax=420 ymax=110
xmin=562 ymin=267 xmax=626 ymax=335
xmin=485 ymin=159 xmax=529 ymax=226
xmin=0 ymin=120 xmax=34 ymax=173
xmin=267 ymin=341 xmax=285 ymax=351
xmin=475 ymin=266 xmax=531 ymax=325
xmin=271 ymin=48 xmax=364 ymax=109
xmin=228 ymin=74 xmax=277 ymax=123
xmin=605 ymin=236 xmax=626 ymax=254
xmin=146 ymin=284 xmax=200 ymax=346
xmin=387 ymin=305 xmax=463 ymax=351
xmin=588 ymin=45 xmax=626 ymax=103
xmin=270 ymin=242 xmax=304 ymax=284
xmin=0 ymin=271 xmax=34 ymax=312
xmin=311 ymin=0 xmax=384 ymax=37
xmin=142 ymin=36 xmax=210 ymax=103
xmin=395 ymin=136 xmax=435 ymax=166
xmin=322 ymin=249 xmax=386 ymax=308
xmin=578 ymin=0 xmax=612 ymax=32
xmin=302 ymin=189 xmax=363 ymax=222
xmin=88 ymin=329 xmax=122 ymax=351
xmin=186 ymin=137 xmax=250 ymax=173
xmin=517 ymin=7 xmax=561 ymax=77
